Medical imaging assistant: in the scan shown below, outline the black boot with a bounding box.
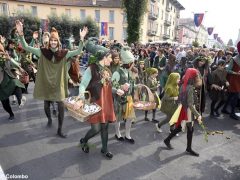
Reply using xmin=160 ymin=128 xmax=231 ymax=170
xmin=144 ymin=111 xmax=150 ymax=121
xmin=80 ymin=138 xmax=89 ymax=153
xmin=186 ymin=126 xmax=199 ymax=157
xmin=163 ymin=126 xmax=181 ymax=149
xmin=101 ymin=149 xmax=113 ymax=159
xmin=57 ymin=128 xmax=67 ymax=138
xmin=152 ymin=109 xmax=158 ymax=122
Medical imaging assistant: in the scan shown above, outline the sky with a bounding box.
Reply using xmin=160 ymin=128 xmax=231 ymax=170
xmin=178 ymin=0 xmax=240 ymax=44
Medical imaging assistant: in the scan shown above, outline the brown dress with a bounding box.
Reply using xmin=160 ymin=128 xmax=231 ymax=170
xmin=87 ymin=82 xmax=116 ymax=124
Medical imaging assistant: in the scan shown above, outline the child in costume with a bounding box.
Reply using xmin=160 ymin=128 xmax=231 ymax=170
xmin=112 ymin=46 xmax=136 ymax=144
xmin=76 ymin=39 xmax=123 ymax=159
xmin=163 ymin=68 xmax=203 ymax=157
xmin=15 ymin=20 xmax=88 ymax=138
xmin=156 ymin=72 xmax=180 ymax=132
xmin=144 ymin=67 xmax=160 ymax=122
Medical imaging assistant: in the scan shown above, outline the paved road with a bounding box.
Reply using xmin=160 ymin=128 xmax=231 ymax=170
xmin=0 ymin=82 xmax=239 ymax=180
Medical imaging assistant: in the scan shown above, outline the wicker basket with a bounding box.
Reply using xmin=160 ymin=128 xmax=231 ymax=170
xmin=64 ymin=91 xmax=101 ymax=122
xmin=133 ymin=84 xmax=156 ymax=111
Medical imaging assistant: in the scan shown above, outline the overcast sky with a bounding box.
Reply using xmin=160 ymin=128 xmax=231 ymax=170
xmin=178 ymin=0 xmax=240 ymax=44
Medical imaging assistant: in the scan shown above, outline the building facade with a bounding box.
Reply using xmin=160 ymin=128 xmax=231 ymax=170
xmin=0 ymin=0 xmax=184 ymax=44
xmin=140 ymin=0 xmax=184 ymax=43
xmin=178 ymin=18 xmax=208 ymax=46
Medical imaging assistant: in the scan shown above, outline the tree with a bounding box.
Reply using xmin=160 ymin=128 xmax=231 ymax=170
xmin=192 ymin=40 xmax=199 ymax=47
xmin=122 ymin=0 xmax=147 ymax=44
xmin=227 ymin=39 xmax=233 ymax=46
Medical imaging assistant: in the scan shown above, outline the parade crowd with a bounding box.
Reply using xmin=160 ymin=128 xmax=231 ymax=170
xmin=0 ymin=20 xmax=240 ymax=159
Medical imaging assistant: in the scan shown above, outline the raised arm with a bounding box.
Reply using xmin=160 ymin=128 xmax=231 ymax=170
xmin=78 ymin=67 xmax=92 ymax=98
xmin=15 ymin=20 xmax=41 ymax=57
xmin=66 ymin=26 xmax=88 ymax=59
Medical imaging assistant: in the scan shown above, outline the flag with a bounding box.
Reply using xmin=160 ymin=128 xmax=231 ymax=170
xmin=207 ymin=27 xmax=214 ymax=36
xmin=40 ymin=19 xmax=49 ymax=32
xmin=101 ymin=22 xmax=108 ymax=36
xmin=213 ymin=33 xmax=218 ymax=40
xmin=194 ymin=13 xmax=204 ymax=27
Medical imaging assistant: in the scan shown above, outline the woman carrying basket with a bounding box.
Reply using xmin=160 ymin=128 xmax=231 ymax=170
xmin=75 ymin=39 xmax=124 ymax=159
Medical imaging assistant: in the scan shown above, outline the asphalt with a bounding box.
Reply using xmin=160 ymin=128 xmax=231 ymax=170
xmin=0 ymin=82 xmax=239 ymax=180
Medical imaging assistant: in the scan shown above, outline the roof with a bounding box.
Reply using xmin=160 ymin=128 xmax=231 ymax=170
xmin=169 ymin=0 xmax=185 ymax=10
xmin=12 ymin=0 xmax=122 ymax=8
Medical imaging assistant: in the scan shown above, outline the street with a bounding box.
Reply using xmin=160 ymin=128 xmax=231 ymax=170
xmin=0 ymin=82 xmax=239 ymax=180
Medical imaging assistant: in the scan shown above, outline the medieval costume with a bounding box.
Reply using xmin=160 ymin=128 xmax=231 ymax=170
xmin=112 ymin=46 xmax=136 ymax=144
xmin=144 ymin=67 xmax=160 ymax=122
xmin=163 ymin=68 xmax=202 ymax=157
xmin=156 ymin=73 xmax=180 ymax=132
xmin=208 ymin=60 xmax=228 ymax=117
xmin=16 ymin=20 xmax=87 ymax=138
xmin=222 ymin=41 xmax=240 ymax=120
xmin=78 ymin=40 xmax=117 ymax=159
xmin=0 ymin=43 xmax=25 ymax=120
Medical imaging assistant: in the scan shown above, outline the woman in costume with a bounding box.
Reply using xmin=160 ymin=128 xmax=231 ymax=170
xmin=156 ymin=72 xmax=180 ymax=132
xmin=111 ymin=47 xmax=136 ymax=144
xmin=163 ymin=68 xmax=203 ymax=157
xmin=76 ymin=39 xmax=123 ymax=159
xmin=15 ymin=20 xmax=88 ymax=138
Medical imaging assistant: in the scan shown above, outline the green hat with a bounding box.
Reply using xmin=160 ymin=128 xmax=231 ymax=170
xmin=145 ymin=67 xmax=158 ymax=75
xmin=120 ymin=46 xmax=134 ymax=64
xmin=85 ymin=39 xmax=109 ymax=61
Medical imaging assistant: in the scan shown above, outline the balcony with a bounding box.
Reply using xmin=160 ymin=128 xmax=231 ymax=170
xmin=162 ymin=34 xmax=170 ymax=39
xmin=176 ymin=26 xmax=180 ymax=30
xmin=166 ymin=4 xmax=171 ymax=12
xmin=148 ymin=12 xmax=158 ymax=20
xmin=148 ymin=30 xmax=157 ymax=36
xmin=164 ymin=20 xmax=171 ymax=26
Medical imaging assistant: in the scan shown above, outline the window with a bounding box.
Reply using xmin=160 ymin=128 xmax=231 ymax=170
xmin=80 ymin=9 xmax=86 ymax=20
xmin=161 ymin=10 xmax=164 ymax=20
xmin=162 ymin=0 xmax=164 ymax=5
xmin=95 ymin=10 xmax=100 ymax=22
xmin=160 ymin=25 xmax=162 ymax=35
xmin=0 ymin=3 xmax=8 ymax=15
xmin=65 ymin=9 xmax=71 ymax=17
xmin=109 ymin=27 xmax=114 ymax=40
xmin=109 ymin=10 xmax=114 ymax=23
xmin=150 ymin=3 xmax=154 ymax=14
xmin=122 ymin=12 xmax=127 ymax=23
xmin=17 ymin=5 xmax=24 ymax=13
xmin=50 ymin=8 xmax=56 ymax=14
xmin=122 ymin=27 xmax=127 ymax=40
xmin=31 ymin=6 xmax=37 ymax=17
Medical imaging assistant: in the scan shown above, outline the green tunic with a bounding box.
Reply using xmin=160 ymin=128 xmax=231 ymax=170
xmin=19 ymin=36 xmax=84 ymax=101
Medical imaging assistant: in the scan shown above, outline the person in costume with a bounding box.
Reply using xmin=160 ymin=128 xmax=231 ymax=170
xmin=222 ymin=41 xmax=240 ymax=120
xmin=136 ymin=60 xmax=147 ymax=85
xmin=144 ymin=67 xmax=160 ymax=122
xmin=111 ymin=46 xmax=136 ymax=144
xmin=15 ymin=20 xmax=88 ymax=138
xmin=163 ymin=68 xmax=203 ymax=157
xmin=193 ymin=55 xmax=211 ymax=114
xmin=156 ymin=72 xmax=180 ymax=132
xmin=76 ymin=39 xmax=122 ymax=159
xmin=208 ymin=60 xmax=229 ymax=118
xmin=0 ymin=43 xmax=26 ymax=120
xmin=109 ymin=51 xmax=120 ymax=74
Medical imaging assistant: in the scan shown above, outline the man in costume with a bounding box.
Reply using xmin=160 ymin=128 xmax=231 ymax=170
xmin=15 ymin=20 xmax=88 ymax=138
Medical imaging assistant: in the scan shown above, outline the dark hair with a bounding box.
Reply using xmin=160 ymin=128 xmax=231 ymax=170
xmin=217 ymin=59 xmax=226 ymax=66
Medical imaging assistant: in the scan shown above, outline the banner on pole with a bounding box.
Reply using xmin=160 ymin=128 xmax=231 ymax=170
xmin=194 ymin=13 xmax=204 ymax=27
xmin=213 ymin=33 xmax=218 ymax=40
xmin=207 ymin=27 xmax=214 ymax=35
xmin=101 ymin=22 xmax=108 ymax=36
